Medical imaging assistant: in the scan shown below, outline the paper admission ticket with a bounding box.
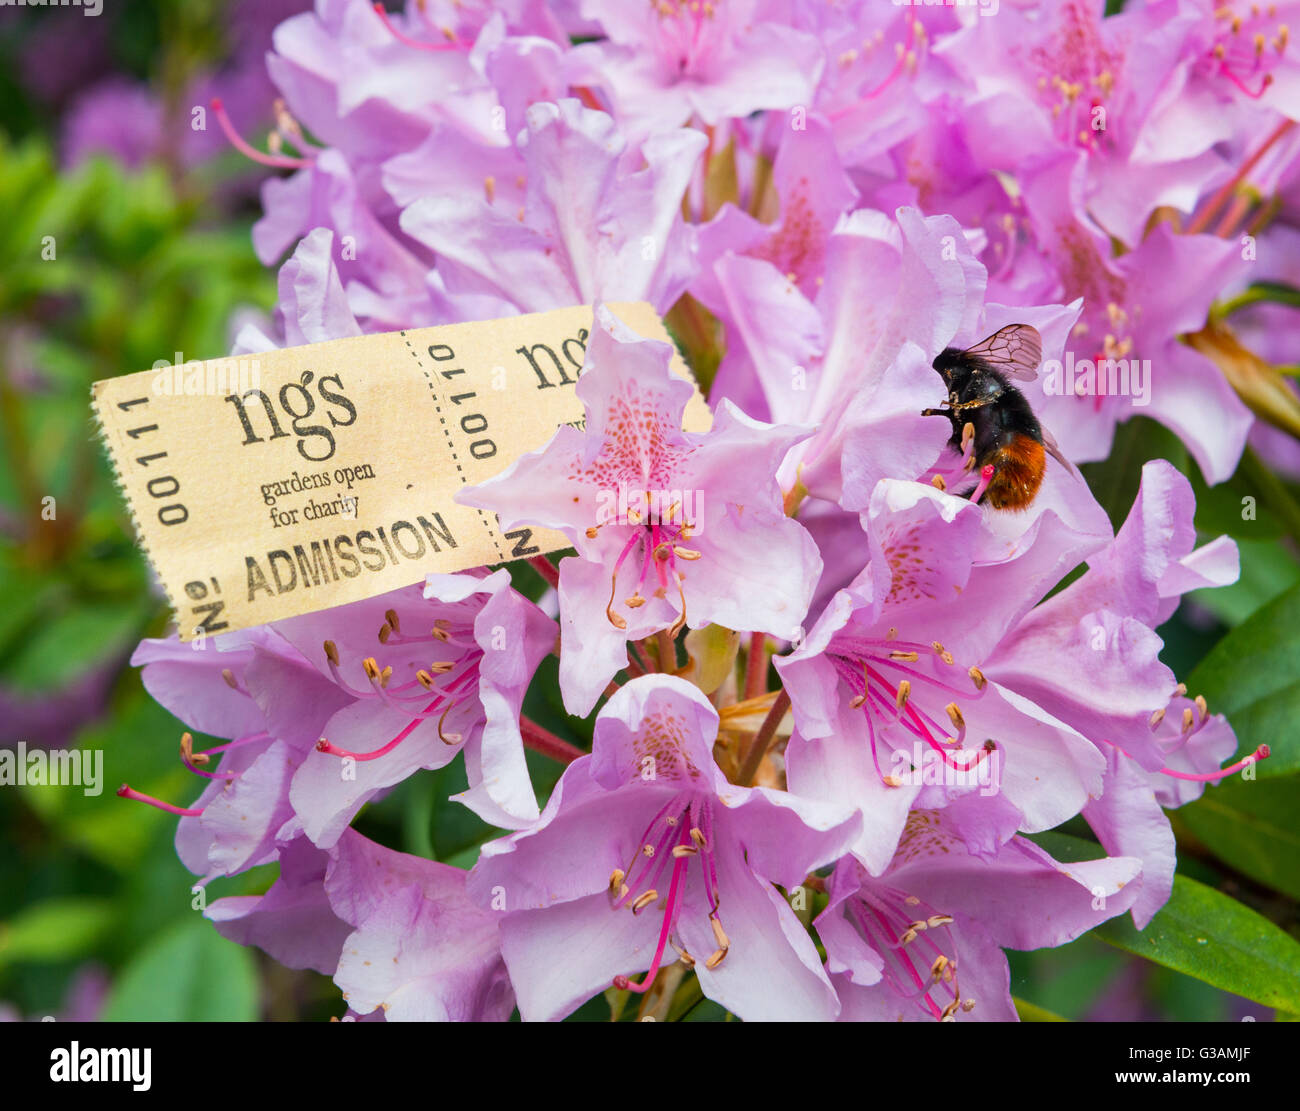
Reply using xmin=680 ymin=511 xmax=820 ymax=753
xmin=92 ymin=302 xmax=710 ymax=640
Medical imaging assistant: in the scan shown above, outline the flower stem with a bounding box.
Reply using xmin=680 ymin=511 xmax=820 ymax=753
xmin=519 ymin=717 xmax=585 ymax=764
xmin=656 ymin=628 xmax=676 ymax=672
xmin=736 ymin=687 xmax=790 ymax=786
xmin=743 ymin=632 xmax=767 ymax=700
xmin=529 ymin=554 xmax=560 ymax=590
xmin=1188 ymin=119 xmax=1296 ymax=235
xmin=629 ymin=640 xmax=654 ymax=676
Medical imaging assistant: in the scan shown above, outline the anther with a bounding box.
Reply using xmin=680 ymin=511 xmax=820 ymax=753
xmin=385 ymin=609 xmax=400 ymax=633
xmin=968 ymin=666 xmax=986 ymax=690
xmin=606 ymin=573 xmax=629 ymax=630
xmin=1150 ymin=707 xmax=1166 ymax=729
xmin=1182 ymin=707 xmax=1195 ymax=734
xmin=690 ymin=827 xmax=707 ymax=849
xmin=896 ymin=680 xmax=911 ymax=710
xmin=631 ymin=890 xmax=659 ymax=914
xmin=437 ymin=703 xmax=462 ymax=746
xmin=362 ymin=657 xmax=380 ymax=681
xmin=882 ymin=774 xmax=903 ymax=787
xmin=609 ymin=868 xmax=626 ymax=894
xmin=416 ymin=670 xmax=434 ymax=690
xmin=705 ymin=916 xmax=729 ymax=968
xmin=1195 ymin=694 xmax=1208 ymax=719
xmin=673 ymin=546 xmax=701 ymax=561
xmin=931 ymin=474 xmax=947 ymax=491
xmin=889 ymin=650 xmax=920 ymax=662
xmin=642 ymin=843 xmax=656 ymax=858
xmin=945 ymin=703 xmax=965 ymax=731
xmin=324 ymin=640 xmax=339 ymax=665
xmin=378 ymin=623 xmax=392 ymax=644
xmin=671 ymin=845 xmax=698 ymax=857
xmin=179 ymin=732 xmax=208 ymax=765
xmin=221 ymin=668 xmax=238 ymax=690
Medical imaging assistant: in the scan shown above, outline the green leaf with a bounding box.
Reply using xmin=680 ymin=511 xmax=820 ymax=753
xmin=1186 ymin=580 xmax=1300 ymax=776
xmin=1220 ymin=280 xmax=1300 ymax=315
xmin=101 ymin=917 xmax=258 ymax=1021
xmin=0 ymin=897 xmax=114 ymax=967
xmin=1013 ymin=996 xmax=1068 ymax=1022
xmin=1190 ymin=539 xmax=1300 ymax=627
xmin=1 ymin=599 xmax=149 ymax=693
xmin=1095 ymin=874 xmax=1300 ymax=1012
xmin=1174 ymin=775 xmax=1300 ymax=901
xmin=1079 ymin=417 xmax=1188 ymax=532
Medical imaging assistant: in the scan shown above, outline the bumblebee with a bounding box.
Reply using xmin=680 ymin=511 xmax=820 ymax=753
xmin=924 ymin=324 xmax=1072 ymax=510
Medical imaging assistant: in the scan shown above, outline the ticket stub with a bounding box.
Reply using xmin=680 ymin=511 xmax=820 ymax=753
xmin=92 ymin=302 xmax=711 ymax=640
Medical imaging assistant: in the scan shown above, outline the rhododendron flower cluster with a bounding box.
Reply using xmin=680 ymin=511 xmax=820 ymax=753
xmin=116 ymin=0 xmax=1295 ymax=1021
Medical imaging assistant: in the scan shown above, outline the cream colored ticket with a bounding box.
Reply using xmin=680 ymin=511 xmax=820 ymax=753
xmin=92 ymin=302 xmax=710 ymax=639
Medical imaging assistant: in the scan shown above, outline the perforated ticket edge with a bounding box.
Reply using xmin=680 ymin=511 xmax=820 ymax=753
xmin=91 ymin=301 xmax=709 ymax=640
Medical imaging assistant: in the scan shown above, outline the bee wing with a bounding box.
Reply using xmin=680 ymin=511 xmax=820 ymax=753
xmin=965 ymin=324 xmax=1042 ymax=381
xmin=1040 ymin=425 xmax=1078 ymax=476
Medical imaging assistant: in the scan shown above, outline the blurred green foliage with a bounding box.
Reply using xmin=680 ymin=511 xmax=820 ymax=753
xmin=0 ymin=1 xmax=283 ymax=1020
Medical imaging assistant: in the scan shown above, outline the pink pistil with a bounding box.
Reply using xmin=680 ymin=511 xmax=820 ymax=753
xmin=969 ymin=463 xmax=996 ymax=503
xmin=1101 ymin=738 xmax=1270 ymax=782
xmin=210 ymin=98 xmax=312 ymax=170
xmin=117 ymin=783 xmax=203 ymax=817
xmin=372 ymin=3 xmax=465 ymax=51
xmin=316 ymin=697 xmax=442 ymax=761
xmin=615 ymin=845 xmax=690 ymax=995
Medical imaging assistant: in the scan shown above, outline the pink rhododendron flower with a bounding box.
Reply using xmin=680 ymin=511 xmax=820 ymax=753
xmin=821 ymin=812 xmax=1143 ymax=1021
xmin=461 ymin=303 xmax=821 ymax=714
xmin=568 ymin=0 xmax=824 ymax=139
xmin=469 ymin=675 xmax=860 ymax=1021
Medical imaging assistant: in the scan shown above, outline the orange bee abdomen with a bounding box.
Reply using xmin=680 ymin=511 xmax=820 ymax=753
xmin=982 ymin=434 xmax=1046 ymax=510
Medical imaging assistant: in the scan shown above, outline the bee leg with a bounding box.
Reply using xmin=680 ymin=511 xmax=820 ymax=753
xmin=949 ymin=398 xmax=994 ymax=414
xmin=921 ymin=407 xmax=950 ymax=417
